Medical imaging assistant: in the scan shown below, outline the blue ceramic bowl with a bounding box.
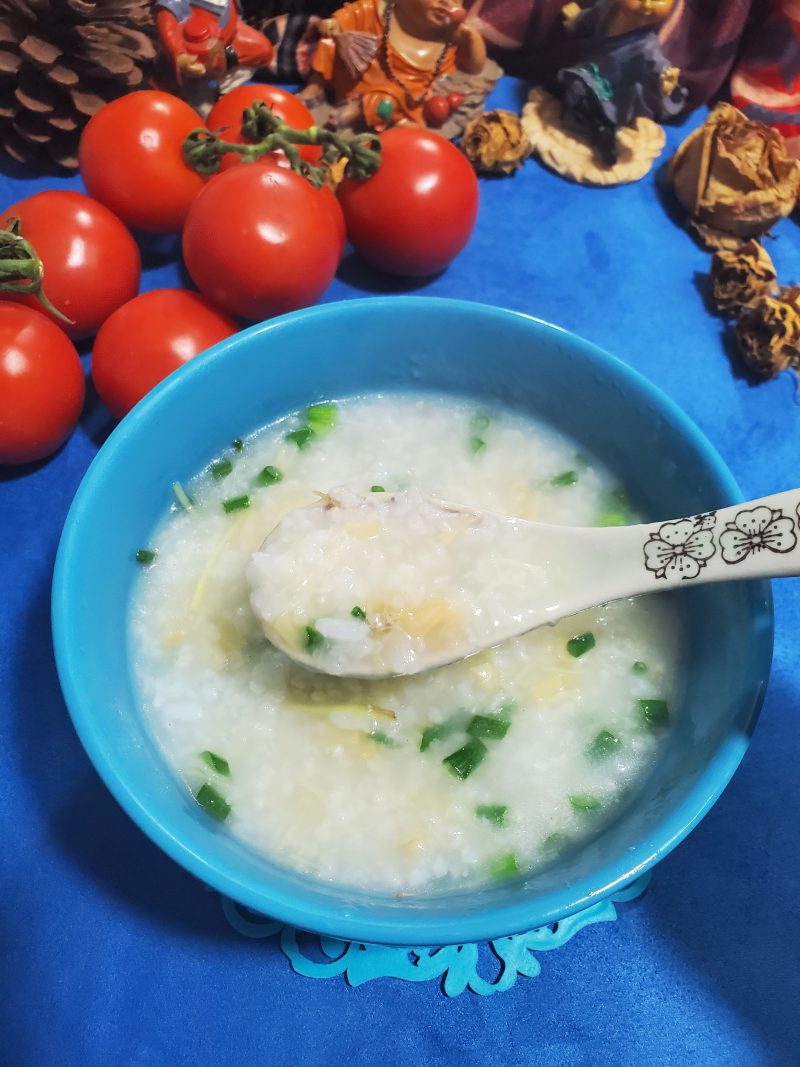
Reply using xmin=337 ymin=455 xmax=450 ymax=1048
xmin=52 ymin=297 xmax=773 ymax=946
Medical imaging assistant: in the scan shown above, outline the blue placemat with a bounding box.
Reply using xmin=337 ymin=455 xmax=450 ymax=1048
xmin=2 ymin=78 xmax=800 ymax=1066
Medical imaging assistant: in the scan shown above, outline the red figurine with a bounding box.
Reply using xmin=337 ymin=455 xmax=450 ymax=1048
xmin=154 ymin=0 xmax=273 ymax=97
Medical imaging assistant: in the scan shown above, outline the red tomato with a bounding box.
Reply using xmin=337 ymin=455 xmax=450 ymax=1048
xmin=207 ymin=84 xmax=322 ymax=168
xmin=79 ymin=91 xmax=207 ymax=233
xmin=338 ymin=127 xmax=479 ymax=277
xmin=319 ymin=182 xmax=347 ymax=259
xmin=91 ymin=289 xmax=238 ymax=419
xmin=0 ymin=190 xmax=140 ymax=340
xmin=182 ymin=163 xmax=340 ymax=320
xmin=0 ymin=304 xmax=84 ymax=464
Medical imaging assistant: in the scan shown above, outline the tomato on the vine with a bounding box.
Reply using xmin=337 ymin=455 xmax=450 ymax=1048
xmin=0 ymin=304 xmax=84 ymax=465
xmin=207 ymin=85 xmax=322 ymax=169
xmin=337 ymin=127 xmax=479 ymax=277
xmin=91 ymin=289 xmax=238 ymax=420
xmin=182 ymin=161 xmax=340 ymax=320
xmin=1 ymin=190 xmax=140 ymax=340
xmin=79 ymin=91 xmax=207 ymax=233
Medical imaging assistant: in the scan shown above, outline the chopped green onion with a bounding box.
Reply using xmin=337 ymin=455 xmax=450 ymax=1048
xmin=443 ymin=738 xmax=487 ymax=780
xmin=370 ymin=485 xmax=385 ymax=493
xmin=256 ymin=464 xmax=283 ymax=487
xmin=469 ymin=435 xmax=487 ymax=454
xmin=307 ymin=402 xmax=337 ymax=429
xmin=542 ymin=832 xmax=571 ymax=854
xmin=200 ymin=750 xmax=231 ymax=777
xmin=569 ymin=793 xmax=601 ymax=813
xmin=304 ymin=624 xmax=327 ymax=654
xmin=476 ymin=804 xmax=508 ymax=827
xmin=172 ymin=481 xmax=193 ymax=510
xmin=467 ymin=712 xmax=510 ymax=741
xmin=369 ymin=730 xmax=397 ymax=747
xmin=211 ymin=459 xmax=232 ymax=480
xmin=135 ymin=549 xmax=157 ymax=565
xmin=351 ymin=606 xmax=367 ymax=620
xmin=223 ymin=494 xmax=250 ymax=514
xmin=490 ymin=852 xmax=520 ymax=879
xmin=420 ymin=718 xmax=462 ymax=752
xmin=286 ymin=427 xmax=315 ymax=450
xmin=586 ymin=729 xmax=622 ymax=761
xmin=194 ymin=783 xmax=230 ymax=822
xmin=551 ymin=470 xmax=578 ymax=487
xmin=632 ymin=660 xmax=648 ymax=674
xmin=609 ymin=487 xmax=630 ymax=508
xmin=596 ymin=511 xmax=627 ymax=527
xmin=566 ymin=631 xmax=596 ymax=658
xmin=231 ymin=438 xmax=244 ymax=452
xmin=638 ymin=698 xmax=669 ymax=728
xmin=470 ymin=412 xmax=490 ymax=433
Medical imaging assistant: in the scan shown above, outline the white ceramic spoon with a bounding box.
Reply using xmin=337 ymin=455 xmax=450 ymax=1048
xmin=246 ymin=487 xmax=800 ymax=679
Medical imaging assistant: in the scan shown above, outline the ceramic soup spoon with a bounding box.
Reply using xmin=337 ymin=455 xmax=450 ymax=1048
xmin=246 ymin=487 xmax=799 ymax=679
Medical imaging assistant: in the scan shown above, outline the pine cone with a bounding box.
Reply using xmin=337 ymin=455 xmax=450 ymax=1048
xmin=0 ymin=0 xmax=157 ymax=171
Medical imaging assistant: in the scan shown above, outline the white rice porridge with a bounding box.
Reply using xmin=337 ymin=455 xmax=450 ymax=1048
xmin=131 ymin=395 xmax=681 ymax=892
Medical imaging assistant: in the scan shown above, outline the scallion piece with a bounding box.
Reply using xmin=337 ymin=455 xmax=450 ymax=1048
xmin=470 ymin=412 xmax=490 ymax=434
xmin=467 ymin=713 xmax=510 ymax=741
xmin=307 ymin=402 xmax=337 ymax=429
xmin=551 ymin=470 xmax=578 ymax=487
xmin=542 ymin=832 xmax=571 ymax=854
xmin=420 ymin=718 xmax=461 ymax=752
xmin=195 ymin=783 xmax=230 ymax=822
xmin=304 ymin=624 xmax=327 ymax=654
xmin=351 ymin=606 xmax=367 ymax=620
xmin=586 ymin=729 xmax=622 ymax=761
xmin=443 ymin=738 xmax=487 ymax=780
xmin=232 ymin=438 xmax=244 ymax=452
xmin=596 ymin=511 xmax=626 ymax=527
xmin=200 ymin=750 xmax=231 ymax=777
xmin=223 ymin=494 xmax=250 ymax=514
xmin=632 ymin=660 xmax=648 ymax=674
xmin=569 ymin=793 xmax=601 ymax=813
xmin=566 ymin=631 xmax=595 ymax=658
xmin=638 ymin=698 xmax=669 ymax=728
xmin=172 ymin=481 xmax=193 ymax=510
xmin=370 ymin=485 xmax=385 ymax=493
xmin=135 ymin=549 xmax=157 ymax=565
xmin=369 ymin=730 xmax=397 ymax=747
xmin=469 ymin=435 xmax=486 ymax=454
xmin=490 ymin=852 xmax=520 ymax=879
xmin=476 ymin=804 xmax=508 ymax=827
xmin=256 ymin=464 xmax=283 ymax=487
xmin=211 ymin=459 xmax=232 ymax=480
xmin=286 ymin=427 xmax=315 ymax=450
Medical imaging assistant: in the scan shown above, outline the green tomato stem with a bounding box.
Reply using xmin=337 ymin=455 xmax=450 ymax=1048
xmin=0 ymin=219 xmax=73 ymax=325
xmin=183 ymin=101 xmax=382 ymax=189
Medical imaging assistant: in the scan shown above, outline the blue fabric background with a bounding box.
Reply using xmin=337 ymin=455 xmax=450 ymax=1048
xmin=2 ymin=79 xmax=799 ymax=1066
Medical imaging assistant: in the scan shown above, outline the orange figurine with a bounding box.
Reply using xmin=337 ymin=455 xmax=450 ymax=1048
xmin=303 ymin=0 xmax=487 ymax=131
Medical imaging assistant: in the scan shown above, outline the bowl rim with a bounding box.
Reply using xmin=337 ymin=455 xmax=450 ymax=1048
xmin=52 ymin=296 xmax=774 ymax=945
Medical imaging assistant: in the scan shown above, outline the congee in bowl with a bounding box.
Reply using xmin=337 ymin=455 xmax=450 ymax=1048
xmin=53 ymin=298 xmax=772 ymax=944
xmin=132 ymin=394 xmax=681 ymax=892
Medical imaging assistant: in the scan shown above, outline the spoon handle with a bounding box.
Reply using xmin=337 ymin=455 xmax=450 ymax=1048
xmin=635 ymin=489 xmax=800 ymax=591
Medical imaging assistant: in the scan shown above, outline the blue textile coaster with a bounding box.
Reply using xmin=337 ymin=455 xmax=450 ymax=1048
xmin=221 ymin=872 xmax=651 ymax=996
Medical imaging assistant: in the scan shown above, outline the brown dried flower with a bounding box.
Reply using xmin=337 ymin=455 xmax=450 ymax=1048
xmin=735 ymin=293 xmax=800 ymax=377
xmin=710 ymin=240 xmax=777 ymax=315
xmin=669 ymin=103 xmax=800 ymax=250
xmin=462 ymin=109 xmax=531 ymax=176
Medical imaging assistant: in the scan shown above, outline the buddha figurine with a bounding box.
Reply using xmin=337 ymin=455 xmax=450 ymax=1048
xmin=302 ymin=0 xmax=487 ymax=131
xmin=555 ymin=0 xmax=686 ymax=166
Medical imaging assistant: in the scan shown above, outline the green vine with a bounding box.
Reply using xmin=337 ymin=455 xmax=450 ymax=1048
xmin=183 ymin=101 xmax=382 ymax=189
xmin=0 ymin=219 xmax=72 ymax=325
